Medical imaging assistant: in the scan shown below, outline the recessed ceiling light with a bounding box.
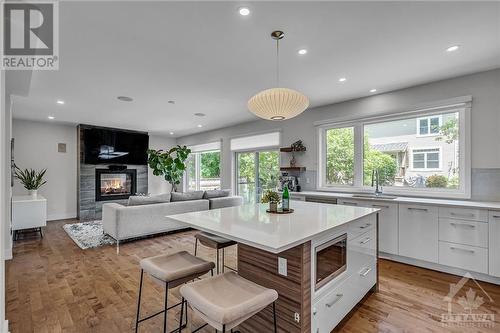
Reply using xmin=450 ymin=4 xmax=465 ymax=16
xmin=194 ymin=113 xmax=206 ymax=117
xmin=446 ymin=45 xmax=460 ymax=52
xmin=370 ymin=89 xmax=377 ymax=93
xmin=117 ymin=96 xmax=133 ymax=102
xmin=338 ymin=77 xmax=347 ymax=82
xmin=48 ymin=116 xmax=55 ymax=120
xmin=168 ymin=100 xmax=175 ymax=104
xmin=169 ymin=132 xmax=174 ymax=135
xmin=56 ymin=100 xmax=64 ymax=105
xmin=298 ymin=49 xmax=307 ymax=55
xmin=197 ymin=124 xmax=203 ymax=128
xmin=238 ymin=7 xmax=250 ymax=16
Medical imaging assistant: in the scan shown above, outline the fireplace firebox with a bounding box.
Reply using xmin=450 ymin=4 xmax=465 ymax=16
xmin=95 ymin=169 xmax=137 ymax=201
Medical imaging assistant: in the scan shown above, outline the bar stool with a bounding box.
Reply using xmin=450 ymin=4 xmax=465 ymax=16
xmin=179 ymin=271 xmax=278 ymax=333
xmin=135 ymin=251 xmax=215 ymax=333
xmin=194 ymin=232 xmax=237 ymax=274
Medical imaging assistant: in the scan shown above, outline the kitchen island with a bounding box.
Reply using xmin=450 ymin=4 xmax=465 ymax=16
xmin=167 ymin=201 xmax=379 ymax=333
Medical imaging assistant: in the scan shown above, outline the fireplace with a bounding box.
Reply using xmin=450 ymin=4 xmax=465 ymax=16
xmin=95 ymin=169 xmax=137 ymax=201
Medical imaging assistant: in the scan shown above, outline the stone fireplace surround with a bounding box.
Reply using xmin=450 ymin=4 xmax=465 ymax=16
xmin=77 ymin=126 xmax=148 ymax=221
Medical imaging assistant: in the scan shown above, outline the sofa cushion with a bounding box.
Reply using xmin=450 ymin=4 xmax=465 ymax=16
xmin=171 ymin=191 xmax=205 ymax=202
xmin=209 ymin=196 xmax=244 ymax=210
xmin=128 ymin=193 xmax=171 ymax=206
xmin=203 ymin=189 xmax=231 ymax=199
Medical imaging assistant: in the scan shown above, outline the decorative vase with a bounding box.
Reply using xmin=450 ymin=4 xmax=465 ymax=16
xmin=29 ymin=189 xmax=38 ymax=198
xmin=290 ymin=154 xmax=296 ymax=167
xmin=269 ymin=202 xmax=278 ymax=212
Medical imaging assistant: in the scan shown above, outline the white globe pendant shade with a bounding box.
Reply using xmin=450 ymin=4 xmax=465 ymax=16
xmin=247 ymin=87 xmax=309 ymax=121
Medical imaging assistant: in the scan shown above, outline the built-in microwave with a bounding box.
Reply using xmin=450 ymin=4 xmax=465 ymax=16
xmin=314 ymin=233 xmax=347 ymax=290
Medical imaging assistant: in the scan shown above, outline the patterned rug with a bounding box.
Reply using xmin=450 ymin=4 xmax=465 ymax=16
xmin=63 ymin=221 xmax=116 ymax=249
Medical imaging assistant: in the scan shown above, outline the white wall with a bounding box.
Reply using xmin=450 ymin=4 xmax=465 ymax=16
xmin=177 ymin=69 xmax=500 ymax=192
xmin=12 ymin=119 xmax=77 ymax=221
xmin=148 ymin=135 xmax=176 ymax=194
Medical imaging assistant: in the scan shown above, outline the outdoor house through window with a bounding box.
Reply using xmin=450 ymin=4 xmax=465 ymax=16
xmin=318 ymin=98 xmax=470 ymax=198
xmin=185 ymin=141 xmax=221 ymax=191
xmin=231 ymin=132 xmax=281 ymax=204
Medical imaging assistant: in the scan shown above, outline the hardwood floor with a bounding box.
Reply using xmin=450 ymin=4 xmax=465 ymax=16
xmin=6 ymin=219 xmax=500 ymax=333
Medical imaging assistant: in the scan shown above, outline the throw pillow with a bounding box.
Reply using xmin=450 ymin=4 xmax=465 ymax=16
xmin=203 ymin=189 xmax=231 ymax=199
xmin=170 ymin=190 xmax=205 ymax=202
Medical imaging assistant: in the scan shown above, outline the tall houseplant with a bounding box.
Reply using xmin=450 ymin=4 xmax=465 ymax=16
xmin=147 ymin=145 xmax=191 ymax=192
xmin=14 ymin=166 xmax=47 ymax=198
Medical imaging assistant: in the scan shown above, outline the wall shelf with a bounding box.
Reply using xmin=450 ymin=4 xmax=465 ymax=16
xmin=280 ymin=147 xmax=306 ymax=153
xmin=280 ymin=167 xmax=306 ymax=172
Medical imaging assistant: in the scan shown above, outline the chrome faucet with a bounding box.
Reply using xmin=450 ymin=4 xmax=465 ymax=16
xmin=371 ymin=169 xmax=383 ymax=195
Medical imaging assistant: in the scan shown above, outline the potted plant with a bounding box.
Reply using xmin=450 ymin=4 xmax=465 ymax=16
xmin=261 ymin=190 xmax=281 ymax=212
xmin=14 ymin=166 xmax=47 ymax=198
xmin=147 ymin=145 xmax=191 ymax=192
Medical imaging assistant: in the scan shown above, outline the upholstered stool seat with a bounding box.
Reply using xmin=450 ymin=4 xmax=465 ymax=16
xmin=140 ymin=251 xmax=215 ymax=287
xmin=180 ymin=271 xmax=278 ymax=332
xmin=194 ymin=232 xmax=237 ymax=274
xmin=135 ymin=251 xmax=215 ymax=333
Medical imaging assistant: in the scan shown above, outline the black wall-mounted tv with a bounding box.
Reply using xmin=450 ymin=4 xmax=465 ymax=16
xmin=82 ymin=126 xmax=149 ymax=165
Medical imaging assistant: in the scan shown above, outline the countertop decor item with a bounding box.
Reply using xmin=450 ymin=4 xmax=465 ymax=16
xmin=247 ymin=31 xmax=309 ymax=121
xmin=14 ymin=166 xmax=47 ymax=198
xmin=261 ymin=190 xmax=281 ymax=212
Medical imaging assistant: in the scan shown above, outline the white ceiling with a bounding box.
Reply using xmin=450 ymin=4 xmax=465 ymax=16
xmin=11 ymin=1 xmax=500 ymax=137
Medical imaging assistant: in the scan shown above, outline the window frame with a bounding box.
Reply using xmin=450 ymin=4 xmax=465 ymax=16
xmin=416 ymin=115 xmax=442 ymax=137
xmin=317 ymin=100 xmax=471 ymax=199
xmin=184 ymin=149 xmax=221 ymax=191
xmin=410 ymin=147 xmax=442 ymax=171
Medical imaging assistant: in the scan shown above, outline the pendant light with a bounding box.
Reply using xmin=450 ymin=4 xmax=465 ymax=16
xmin=247 ymin=31 xmax=309 ymax=121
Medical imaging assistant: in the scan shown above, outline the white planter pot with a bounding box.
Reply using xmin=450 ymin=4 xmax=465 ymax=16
xmin=28 ymin=190 xmax=38 ymax=198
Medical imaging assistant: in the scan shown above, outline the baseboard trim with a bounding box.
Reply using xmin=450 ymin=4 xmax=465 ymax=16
xmin=1 ymin=319 xmax=8 ymax=333
xmin=47 ymin=213 xmax=77 ymax=221
xmin=380 ymin=252 xmax=500 ymax=285
xmin=4 ymin=247 xmax=12 ymax=261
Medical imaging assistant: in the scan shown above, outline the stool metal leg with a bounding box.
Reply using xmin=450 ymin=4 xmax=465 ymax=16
xmin=222 ymin=249 xmax=225 ymax=273
xmin=216 ymin=249 xmax=220 ymax=274
xmin=135 ymin=269 xmax=144 ymax=333
xmin=164 ymin=281 xmax=169 ymax=333
xmin=273 ymin=301 xmax=277 ymax=333
xmin=194 ymin=238 xmax=198 ymax=256
xmin=178 ymin=297 xmax=185 ymax=333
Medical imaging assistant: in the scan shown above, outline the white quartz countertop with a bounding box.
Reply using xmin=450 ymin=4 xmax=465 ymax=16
xmin=291 ymin=191 xmax=500 ymax=210
xmin=167 ymin=201 xmax=378 ymax=253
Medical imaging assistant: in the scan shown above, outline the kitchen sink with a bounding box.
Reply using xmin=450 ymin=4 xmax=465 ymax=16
xmin=351 ymin=194 xmax=398 ymax=200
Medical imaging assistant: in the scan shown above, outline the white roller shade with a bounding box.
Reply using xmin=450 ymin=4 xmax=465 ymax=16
xmin=188 ymin=141 xmax=221 ymax=153
xmin=230 ymin=131 xmax=281 ymax=151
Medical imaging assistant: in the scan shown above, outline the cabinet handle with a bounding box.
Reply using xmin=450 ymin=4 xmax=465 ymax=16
xmin=360 ymin=267 xmax=372 ymax=277
xmin=359 ymin=223 xmax=372 ymax=229
xmin=450 ymin=212 xmax=475 ymax=218
xmin=360 ymin=237 xmax=371 ymax=244
xmin=342 ymin=202 xmax=358 ymax=206
xmin=372 ymin=204 xmax=389 ymax=209
xmin=492 ymin=215 xmax=500 ymax=219
xmin=325 ymin=294 xmax=343 ymax=307
xmin=450 ymin=246 xmax=475 ymax=254
xmin=450 ymin=222 xmax=476 ymax=229
xmin=407 ymin=207 xmax=428 ymax=212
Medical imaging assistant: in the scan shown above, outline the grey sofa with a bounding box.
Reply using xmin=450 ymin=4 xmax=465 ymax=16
xmin=102 ymin=194 xmax=243 ymax=252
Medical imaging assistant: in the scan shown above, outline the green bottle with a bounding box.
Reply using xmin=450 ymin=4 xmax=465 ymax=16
xmin=282 ymin=185 xmax=290 ymax=211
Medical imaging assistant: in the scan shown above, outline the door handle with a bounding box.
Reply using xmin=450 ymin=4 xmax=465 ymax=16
xmin=342 ymin=202 xmax=358 ymax=206
xmin=372 ymin=204 xmax=389 ymax=209
xmin=450 ymin=222 xmax=476 ymax=229
xmin=450 ymin=212 xmax=475 ymax=218
xmin=407 ymin=207 xmax=428 ymax=212
xmin=359 ymin=223 xmax=372 ymax=229
xmin=325 ymin=294 xmax=343 ymax=307
xmin=359 ymin=267 xmax=372 ymax=277
xmin=450 ymin=246 xmax=475 ymax=254
xmin=360 ymin=237 xmax=371 ymax=244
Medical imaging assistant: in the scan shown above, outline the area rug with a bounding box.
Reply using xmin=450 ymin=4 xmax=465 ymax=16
xmin=63 ymin=221 xmax=116 ymax=250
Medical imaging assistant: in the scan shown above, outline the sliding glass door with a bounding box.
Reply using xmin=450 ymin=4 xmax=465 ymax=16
xmin=236 ymin=150 xmax=280 ymax=204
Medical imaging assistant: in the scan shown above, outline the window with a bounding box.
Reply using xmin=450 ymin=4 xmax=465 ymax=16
xmin=325 ymin=126 xmax=355 ymax=186
xmin=417 ymin=116 xmax=441 ymax=136
xmin=412 ymin=148 xmax=440 ymax=170
xmin=318 ymin=98 xmax=470 ymax=198
xmin=185 ymin=142 xmax=221 ymax=191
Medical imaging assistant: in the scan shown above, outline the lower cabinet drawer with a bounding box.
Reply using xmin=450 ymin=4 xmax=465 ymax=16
xmin=438 ymin=241 xmax=488 ymax=274
xmin=312 ymin=263 xmax=376 ymax=333
xmin=439 ymin=218 xmax=488 ymax=248
xmin=348 ymin=214 xmax=376 ymax=239
xmin=348 ymin=228 xmax=376 ymax=275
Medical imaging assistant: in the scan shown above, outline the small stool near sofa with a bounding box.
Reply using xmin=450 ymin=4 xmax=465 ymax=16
xmin=194 ymin=232 xmax=237 ymax=274
xmin=135 ymin=251 xmax=215 ymax=333
xmin=179 ymin=271 xmax=278 ymax=333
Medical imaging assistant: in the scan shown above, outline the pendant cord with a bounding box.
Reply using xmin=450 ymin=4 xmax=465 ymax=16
xmin=276 ymin=38 xmax=280 ymax=87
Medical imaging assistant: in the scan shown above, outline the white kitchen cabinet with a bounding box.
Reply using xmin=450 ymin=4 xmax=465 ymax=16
xmin=439 ymin=218 xmax=488 ymax=248
xmin=439 ymin=241 xmax=488 ymax=274
xmin=489 ymin=211 xmax=500 ymax=277
xmin=399 ymin=203 xmax=438 ymax=263
xmin=338 ymin=199 xmax=399 ymax=255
